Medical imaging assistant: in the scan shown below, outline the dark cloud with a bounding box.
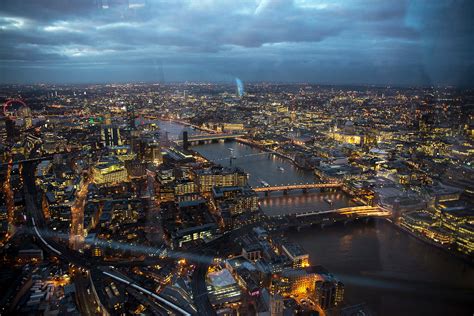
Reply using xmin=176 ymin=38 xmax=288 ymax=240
xmin=0 ymin=0 xmax=472 ymax=85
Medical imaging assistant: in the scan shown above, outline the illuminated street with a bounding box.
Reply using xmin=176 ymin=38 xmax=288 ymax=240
xmin=1 ymin=1 xmax=473 ymax=315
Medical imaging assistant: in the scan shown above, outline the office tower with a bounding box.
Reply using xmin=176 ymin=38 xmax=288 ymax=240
xmin=144 ymin=140 xmax=163 ymax=165
xmin=101 ymin=125 xmax=122 ymax=147
xmin=5 ymin=118 xmax=17 ymax=143
xmin=0 ymin=117 xmax=7 ymax=144
xmin=183 ymin=131 xmax=189 ymax=150
xmin=126 ymin=104 xmax=136 ymax=130
xmin=130 ymin=129 xmax=140 ymax=154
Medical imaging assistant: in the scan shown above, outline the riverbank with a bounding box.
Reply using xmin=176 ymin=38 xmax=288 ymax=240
xmin=165 ymin=118 xmax=313 ymax=170
xmin=236 ymin=137 xmax=311 ymax=170
xmin=167 ymin=118 xmax=217 ymax=134
xmin=287 ymin=219 xmax=474 ymax=316
xmin=389 ymin=219 xmax=474 ymax=265
xmin=158 ymin=119 xmax=474 ymax=315
xmin=163 ymin=120 xmax=473 ymax=264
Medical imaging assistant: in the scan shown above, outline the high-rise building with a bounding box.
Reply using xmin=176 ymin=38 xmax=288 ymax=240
xmin=126 ymin=104 xmax=136 ymax=130
xmin=5 ymin=118 xmax=17 ymax=142
xmin=144 ymin=141 xmax=163 ymax=165
xmin=314 ymin=278 xmax=344 ymax=310
xmin=183 ymin=131 xmax=189 ymax=150
xmin=130 ymin=129 xmax=141 ymax=154
xmin=101 ymin=125 xmax=122 ymax=147
xmin=0 ymin=117 xmax=7 ymax=144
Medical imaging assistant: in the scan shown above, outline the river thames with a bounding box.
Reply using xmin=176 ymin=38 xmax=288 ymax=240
xmin=158 ymin=120 xmax=474 ymax=316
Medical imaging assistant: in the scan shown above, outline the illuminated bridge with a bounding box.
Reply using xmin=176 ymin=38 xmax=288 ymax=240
xmin=174 ymin=133 xmax=244 ymax=146
xmin=269 ymin=206 xmax=391 ymax=230
xmin=252 ymin=182 xmax=342 ymax=194
xmin=293 ymin=206 xmax=391 ymax=218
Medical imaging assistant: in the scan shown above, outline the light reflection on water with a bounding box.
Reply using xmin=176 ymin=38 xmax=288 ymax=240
xmin=287 ymin=221 xmax=474 ymax=316
xmin=259 ymin=191 xmax=356 ymax=215
xmin=158 ymin=120 xmax=474 ymax=316
xmin=157 ymin=120 xmax=353 ymax=216
xmin=192 ymin=140 xmax=354 ymax=216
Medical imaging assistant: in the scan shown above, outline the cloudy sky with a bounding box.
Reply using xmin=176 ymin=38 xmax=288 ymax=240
xmin=0 ymin=0 xmax=472 ymax=86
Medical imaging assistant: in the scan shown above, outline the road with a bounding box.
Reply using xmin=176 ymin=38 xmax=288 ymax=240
xmin=191 ymin=254 xmax=215 ymax=316
xmin=22 ymin=160 xmax=194 ymax=315
xmin=22 ymin=161 xmax=102 ymax=315
xmin=22 ymin=159 xmax=265 ymax=316
xmin=74 ymin=271 xmax=100 ymax=316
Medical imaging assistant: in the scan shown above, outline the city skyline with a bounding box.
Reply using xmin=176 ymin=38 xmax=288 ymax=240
xmin=1 ymin=0 xmax=473 ymax=86
xmin=0 ymin=1 xmax=473 ymax=315
xmin=0 ymin=82 xmax=473 ymax=315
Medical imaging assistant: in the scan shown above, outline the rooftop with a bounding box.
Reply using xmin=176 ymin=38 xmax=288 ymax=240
xmin=208 ymin=269 xmax=237 ymax=288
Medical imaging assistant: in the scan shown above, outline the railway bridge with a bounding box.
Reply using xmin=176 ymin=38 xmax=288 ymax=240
xmin=269 ymin=206 xmax=391 ymax=230
xmin=252 ymin=182 xmax=342 ymax=195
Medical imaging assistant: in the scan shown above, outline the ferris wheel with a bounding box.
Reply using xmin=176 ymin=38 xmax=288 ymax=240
xmin=3 ymin=99 xmax=31 ymax=120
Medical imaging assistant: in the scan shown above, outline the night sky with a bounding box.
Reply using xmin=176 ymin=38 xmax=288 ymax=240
xmin=0 ymin=0 xmax=473 ymax=86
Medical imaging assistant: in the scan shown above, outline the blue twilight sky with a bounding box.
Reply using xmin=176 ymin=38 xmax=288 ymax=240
xmin=0 ymin=0 xmax=472 ymax=86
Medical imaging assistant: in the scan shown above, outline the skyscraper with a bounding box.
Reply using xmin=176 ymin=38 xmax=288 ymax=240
xmin=144 ymin=140 xmax=163 ymax=165
xmin=0 ymin=117 xmax=7 ymax=144
xmin=183 ymin=131 xmax=189 ymax=150
xmin=5 ymin=118 xmax=17 ymax=143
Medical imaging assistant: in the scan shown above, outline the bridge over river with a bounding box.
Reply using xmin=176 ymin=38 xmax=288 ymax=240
xmin=268 ymin=206 xmax=391 ymax=230
xmin=252 ymin=182 xmax=342 ymax=195
xmin=174 ymin=133 xmax=245 ymax=146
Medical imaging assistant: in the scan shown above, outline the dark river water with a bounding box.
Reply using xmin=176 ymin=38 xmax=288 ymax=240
xmin=287 ymin=221 xmax=474 ymax=316
xmin=193 ymin=141 xmax=358 ymax=215
xmin=158 ymin=120 xmax=474 ymax=316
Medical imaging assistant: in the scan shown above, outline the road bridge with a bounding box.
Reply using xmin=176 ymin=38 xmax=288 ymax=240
xmin=252 ymin=182 xmax=342 ymax=194
xmin=174 ymin=133 xmax=244 ymax=146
